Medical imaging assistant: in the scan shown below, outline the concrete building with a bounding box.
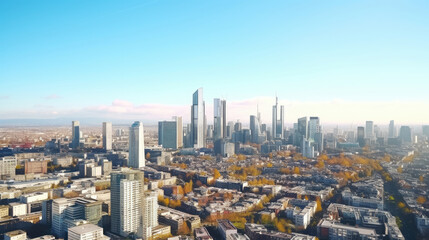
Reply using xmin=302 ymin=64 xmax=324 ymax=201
xmin=191 ymin=88 xmax=206 ymax=148
xmin=24 ymin=160 xmax=48 ymax=174
xmin=110 ymin=169 xmax=144 ymax=237
xmin=365 ymin=121 xmax=374 ymax=140
xmin=389 ymin=120 xmax=396 ymax=138
xmin=129 ymin=121 xmax=145 ymax=168
xmin=4 ymin=230 xmax=27 ymax=240
xmin=142 ymin=191 xmax=159 ymax=239
xmin=399 ymin=126 xmax=412 ymax=143
xmin=217 ymin=219 xmax=237 ymax=240
xmin=357 ymin=126 xmax=365 ymax=147
xmin=68 ymin=224 xmax=109 ymax=240
xmin=317 ymin=219 xmax=377 ymax=240
xmin=0 ymin=156 xmax=17 ymax=179
xmin=102 ymin=122 xmax=112 ymax=151
xmin=9 ymin=203 xmax=27 ymax=217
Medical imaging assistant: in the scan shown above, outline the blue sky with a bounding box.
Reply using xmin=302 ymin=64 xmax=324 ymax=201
xmin=1 ymin=0 xmax=429 ymax=124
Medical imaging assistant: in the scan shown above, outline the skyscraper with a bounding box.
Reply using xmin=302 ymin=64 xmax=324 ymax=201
xmin=191 ymin=88 xmax=206 ymax=148
xmin=111 ymin=169 xmax=144 ymax=238
xmin=388 ymin=120 xmax=396 ymax=138
xmin=52 ymin=198 xmax=75 ymax=238
xmin=399 ymin=126 xmax=412 ymax=143
xmin=297 ymin=117 xmax=308 ymax=146
xmin=213 ymin=98 xmax=226 ymax=140
xmin=272 ymin=97 xmax=284 ymax=139
xmin=72 ymin=121 xmax=80 ymax=149
xmin=365 ymin=121 xmax=374 ymax=140
xmin=158 ymin=117 xmax=182 ymax=150
xmin=357 ymin=126 xmax=365 ymax=147
xmin=308 ymin=117 xmax=320 ymax=140
xmin=250 ymin=115 xmax=261 ymax=143
xmin=129 ymin=121 xmax=145 ymax=168
xmin=102 ymin=122 xmax=112 ymax=151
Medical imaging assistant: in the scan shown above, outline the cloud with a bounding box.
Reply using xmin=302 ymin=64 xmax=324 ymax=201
xmin=44 ymin=94 xmax=61 ymax=99
xmin=1 ymin=97 xmax=428 ymax=126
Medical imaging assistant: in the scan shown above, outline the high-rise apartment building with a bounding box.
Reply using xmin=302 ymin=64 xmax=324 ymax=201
xmin=111 ymin=169 xmax=144 ymax=238
xmin=213 ymin=98 xmax=226 ymax=140
xmin=142 ymin=191 xmax=159 ymax=239
xmin=129 ymin=121 xmax=145 ymax=168
xmin=422 ymin=125 xmax=429 ymax=138
xmin=272 ymin=97 xmax=284 ymax=139
xmin=102 ymin=122 xmax=112 ymax=151
xmin=174 ymin=116 xmax=183 ymax=148
xmin=72 ymin=121 xmax=80 ymax=149
xmin=191 ymin=88 xmax=206 ymax=148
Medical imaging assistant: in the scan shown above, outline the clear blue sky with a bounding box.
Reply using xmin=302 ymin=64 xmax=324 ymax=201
xmin=1 ymin=0 xmax=429 ymax=122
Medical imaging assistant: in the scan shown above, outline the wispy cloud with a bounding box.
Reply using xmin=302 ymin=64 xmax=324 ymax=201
xmin=44 ymin=94 xmax=61 ymax=99
xmin=1 ymin=97 xmax=429 ymax=126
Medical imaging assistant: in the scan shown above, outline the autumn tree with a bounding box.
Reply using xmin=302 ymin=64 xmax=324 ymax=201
xmin=145 ymin=152 xmax=151 ymax=160
xmin=293 ymin=166 xmax=300 ymax=175
xmin=213 ymin=169 xmax=221 ymax=179
xmin=417 ymin=196 xmax=427 ymax=205
xmin=184 ymin=180 xmax=193 ymax=194
xmin=316 ymin=198 xmax=322 ymax=212
xmin=419 ymin=175 xmax=424 ymax=182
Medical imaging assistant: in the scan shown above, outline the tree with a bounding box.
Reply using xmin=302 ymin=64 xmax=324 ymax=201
xmin=213 ymin=169 xmax=221 ymax=179
xmin=145 ymin=152 xmax=151 ymax=160
xmin=293 ymin=166 xmax=300 ymax=175
xmin=397 ymin=167 xmax=403 ymax=173
xmin=417 ymin=196 xmax=427 ymax=204
xmin=316 ymin=198 xmax=322 ymax=212
xmin=419 ymin=175 xmax=424 ymax=182
xmin=184 ymin=180 xmax=193 ymax=194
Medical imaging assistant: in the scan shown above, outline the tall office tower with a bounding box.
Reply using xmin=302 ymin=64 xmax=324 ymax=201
xmin=0 ymin=156 xmax=16 ymax=179
xmin=297 ymin=117 xmax=308 ymax=146
xmin=399 ymin=126 xmax=412 ymax=143
xmin=272 ymin=97 xmax=285 ymax=139
xmin=191 ymin=88 xmax=206 ymax=148
xmin=72 ymin=121 xmax=80 ymax=149
xmin=52 ymin=198 xmax=75 ymax=238
xmin=422 ymin=125 xmax=429 ymax=139
xmin=111 ymin=169 xmax=144 ymax=237
xmin=174 ymin=116 xmax=183 ymax=148
xmin=250 ymin=115 xmax=261 ymax=143
xmin=388 ymin=120 xmax=396 ymax=138
xmin=357 ymin=126 xmax=365 ymax=147
xmin=308 ymin=117 xmax=320 ymax=140
xmin=142 ymin=191 xmax=159 ymax=239
xmin=213 ymin=98 xmax=226 ymax=140
xmin=159 ymin=120 xmax=178 ymax=149
xmin=42 ymin=199 xmax=53 ymax=226
xmin=129 ymin=121 xmax=145 ymax=168
xmin=102 ymin=122 xmax=112 ymax=151
xmin=365 ymin=121 xmax=374 ymax=139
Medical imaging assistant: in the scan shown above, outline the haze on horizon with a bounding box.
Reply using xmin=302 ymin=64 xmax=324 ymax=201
xmin=1 ymin=0 xmax=428 ymax=125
